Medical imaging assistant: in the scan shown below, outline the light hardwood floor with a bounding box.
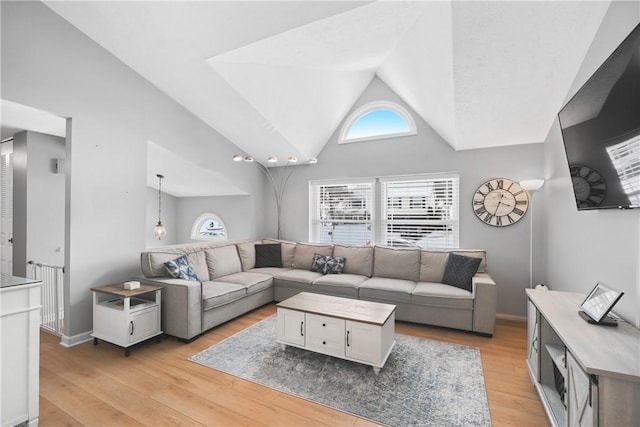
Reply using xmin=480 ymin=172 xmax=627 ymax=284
xmin=40 ymin=303 xmax=549 ymax=426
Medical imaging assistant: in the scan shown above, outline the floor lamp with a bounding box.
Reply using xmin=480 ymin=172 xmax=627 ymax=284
xmin=520 ymin=179 xmax=544 ymax=288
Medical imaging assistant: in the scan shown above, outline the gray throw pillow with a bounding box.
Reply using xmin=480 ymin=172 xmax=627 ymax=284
xmin=441 ymin=253 xmax=481 ymax=292
xmin=325 ymin=256 xmax=346 ymax=274
xmin=310 ymin=253 xmax=328 ymax=273
xmin=255 ymin=243 xmax=283 ymax=268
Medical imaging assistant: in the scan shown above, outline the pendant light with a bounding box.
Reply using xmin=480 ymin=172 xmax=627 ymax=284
xmin=153 ymin=173 xmax=167 ymax=240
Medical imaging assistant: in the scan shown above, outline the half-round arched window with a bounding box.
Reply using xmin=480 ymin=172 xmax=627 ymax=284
xmin=339 ymin=101 xmax=417 ymax=144
xmin=191 ymin=213 xmax=228 ymax=241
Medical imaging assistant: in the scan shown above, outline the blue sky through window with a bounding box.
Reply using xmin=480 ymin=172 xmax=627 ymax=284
xmin=346 ymin=109 xmax=411 ymax=140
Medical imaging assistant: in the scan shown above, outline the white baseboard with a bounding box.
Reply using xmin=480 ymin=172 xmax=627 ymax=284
xmin=496 ymin=312 xmax=527 ymax=322
xmin=59 ymin=330 xmax=93 ymax=347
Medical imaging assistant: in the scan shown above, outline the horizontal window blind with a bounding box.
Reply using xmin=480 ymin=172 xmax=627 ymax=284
xmin=309 ymin=180 xmax=374 ymax=245
xmin=381 ymin=174 xmax=459 ymax=249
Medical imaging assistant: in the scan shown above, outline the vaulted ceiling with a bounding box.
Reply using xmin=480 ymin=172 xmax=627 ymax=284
xmin=43 ymin=1 xmax=611 ymax=167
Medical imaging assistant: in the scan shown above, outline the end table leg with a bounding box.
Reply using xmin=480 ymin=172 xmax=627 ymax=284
xmin=373 ymin=367 xmax=381 ymax=375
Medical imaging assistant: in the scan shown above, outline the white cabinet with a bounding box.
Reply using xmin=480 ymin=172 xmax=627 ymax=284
xmin=91 ymin=283 xmax=162 ymax=356
xmin=277 ymin=308 xmax=305 ymax=347
xmin=526 ymin=289 xmax=640 ymax=427
xmin=276 ymin=293 xmax=396 ymax=374
xmin=1 ymin=278 xmax=41 ymax=427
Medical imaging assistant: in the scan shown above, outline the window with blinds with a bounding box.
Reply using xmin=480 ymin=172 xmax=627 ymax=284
xmin=309 ymin=180 xmax=374 ymax=245
xmin=606 ymin=134 xmax=640 ymax=206
xmin=381 ymin=174 xmax=459 ymax=249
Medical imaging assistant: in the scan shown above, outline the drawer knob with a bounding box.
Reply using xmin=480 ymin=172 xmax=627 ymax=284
xmin=322 ymin=323 xmax=326 ymax=327
xmin=323 ymin=341 xmax=326 ymax=345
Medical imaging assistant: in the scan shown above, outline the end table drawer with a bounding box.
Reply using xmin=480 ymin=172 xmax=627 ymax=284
xmin=306 ymin=313 xmax=345 ymax=357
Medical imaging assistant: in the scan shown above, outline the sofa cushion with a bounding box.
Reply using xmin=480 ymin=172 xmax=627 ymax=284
xmin=293 ymin=243 xmax=333 ymax=270
xmin=205 ymin=245 xmax=242 ymax=279
xmin=201 ymin=281 xmax=247 ymax=311
xmin=263 ymin=239 xmax=296 ymax=268
xmin=276 ymin=269 xmax=324 ymax=284
xmin=142 ymin=249 xmax=210 ymax=280
xmin=164 ymin=255 xmax=200 ymax=281
xmin=333 ymin=244 xmax=373 ymax=277
xmin=248 ymin=267 xmax=292 ymax=276
xmin=419 ymin=251 xmax=449 ymax=283
xmin=217 ymin=272 xmax=273 ymax=295
xmin=373 ymin=246 xmax=421 ymax=281
xmin=254 ymin=243 xmax=283 ymax=268
xmin=359 ymin=277 xmax=416 ymax=303
xmin=236 ymin=240 xmax=263 ymax=271
xmin=311 ymin=274 xmax=365 ymax=298
xmin=441 ymin=253 xmax=482 ymax=292
xmin=412 ymin=282 xmax=473 ymax=309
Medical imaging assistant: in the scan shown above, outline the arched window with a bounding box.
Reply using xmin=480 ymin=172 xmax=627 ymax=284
xmin=339 ymin=101 xmax=417 ymax=144
xmin=191 ymin=213 xmax=228 ymax=241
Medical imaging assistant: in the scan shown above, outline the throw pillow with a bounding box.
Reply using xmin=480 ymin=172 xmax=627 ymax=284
xmin=441 ymin=253 xmax=482 ymax=292
xmin=310 ymin=253 xmax=328 ymax=274
xmin=325 ymin=256 xmax=346 ymax=274
xmin=254 ymin=243 xmax=283 ymax=268
xmin=164 ymin=255 xmax=200 ymax=281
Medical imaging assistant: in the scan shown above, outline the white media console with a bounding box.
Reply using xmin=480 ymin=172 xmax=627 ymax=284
xmin=526 ymin=289 xmax=640 ymax=427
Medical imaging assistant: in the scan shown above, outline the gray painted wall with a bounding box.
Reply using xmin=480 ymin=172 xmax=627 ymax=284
xmin=1 ymin=1 xmax=265 ymax=342
xmin=275 ymin=77 xmax=545 ymax=317
xmin=11 ymin=131 xmax=65 ymax=276
xmin=541 ymin=2 xmax=640 ymax=326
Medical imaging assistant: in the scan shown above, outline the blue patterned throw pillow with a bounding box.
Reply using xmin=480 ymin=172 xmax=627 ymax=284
xmin=325 ymin=256 xmax=346 ymax=274
xmin=441 ymin=253 xmax=481 ymax=292
xmin=310 ymin=253 xmax=328 ymax=274
xmin=164 ymin=255 xmax=199 ymax=281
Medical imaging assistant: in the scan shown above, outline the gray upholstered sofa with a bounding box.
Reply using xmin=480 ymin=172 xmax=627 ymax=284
xmin=139 ymin=239 xmax=497 ymax=341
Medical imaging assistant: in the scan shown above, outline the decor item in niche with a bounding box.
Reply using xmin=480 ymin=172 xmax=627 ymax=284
xmin=153 ymin=173 xmax=167 ymax=240
xmin=232 ymin=154 xmax=317 ymax=239
xmin=569 ymin=164 xmax=606 ymax=209
xmin=190 ymin=315 xmax=491 ymax=427
xmin=520 ymin=179 xmax=545 ymax=288
xmin=254 ymin=243 xmax=282 ymax=268
xmin=473 ymin=178 xmax=529 ymax=226
xmin=164 ymin=255 xmax=199 ymax=281
xmin=441 ymin=253 xmax=481 ymax=292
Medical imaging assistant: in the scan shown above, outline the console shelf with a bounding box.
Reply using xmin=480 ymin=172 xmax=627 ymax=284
xmin=526 ymin=289 xmax=640 ymax=427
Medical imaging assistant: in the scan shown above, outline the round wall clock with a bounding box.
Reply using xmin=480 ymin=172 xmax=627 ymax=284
xmin=473 ymin=178 xmax=529 ymax=227
xmin=569 ymin=164 xmax=606 ymax=209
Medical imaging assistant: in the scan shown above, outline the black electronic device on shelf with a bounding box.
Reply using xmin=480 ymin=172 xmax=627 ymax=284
xmin=578 ymin=282 xmax=624 ymax=327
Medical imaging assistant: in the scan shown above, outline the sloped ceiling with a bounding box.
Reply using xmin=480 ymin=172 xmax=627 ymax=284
xmin=44 ymin=0 xmax=611 ymax=166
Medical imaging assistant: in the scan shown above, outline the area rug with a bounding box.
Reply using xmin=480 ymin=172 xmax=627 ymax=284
xmin=189 ymin=315 xmax=491 ymax=427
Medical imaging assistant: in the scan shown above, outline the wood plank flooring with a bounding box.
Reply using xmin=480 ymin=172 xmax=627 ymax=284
xmin=39 ymin=303 xmax=549 ymax=426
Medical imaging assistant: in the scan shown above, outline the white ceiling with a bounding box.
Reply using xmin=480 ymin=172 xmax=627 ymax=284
xmin=42 ymin=1 xmax=611 ymax=165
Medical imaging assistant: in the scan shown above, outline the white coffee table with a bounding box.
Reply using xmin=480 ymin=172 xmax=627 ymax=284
xmin=276 ymin=292 xmax=396 ymax=374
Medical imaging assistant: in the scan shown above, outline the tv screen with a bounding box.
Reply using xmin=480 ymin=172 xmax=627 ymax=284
xmin=558 ymin=24 xmax=639 ymax=210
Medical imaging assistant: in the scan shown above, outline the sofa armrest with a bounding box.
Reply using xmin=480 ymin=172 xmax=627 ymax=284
xmin=472 ymin=272 xmax=497 ymax=336
xmin=140 ymin=278 xmax=202 ymax=341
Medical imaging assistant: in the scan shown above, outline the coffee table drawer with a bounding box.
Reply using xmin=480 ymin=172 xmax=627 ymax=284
xmin=306 ymin=313 xmax=345 ymax=357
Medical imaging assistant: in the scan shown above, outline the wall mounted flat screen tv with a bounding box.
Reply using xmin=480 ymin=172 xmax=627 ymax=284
xmin=558 ymin=23 xmax=639 ymax=210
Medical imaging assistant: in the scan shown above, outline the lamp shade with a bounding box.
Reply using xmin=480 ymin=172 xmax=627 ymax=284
xmin=520 ymin=179 xmax=544 ymax=192
xmin=153 ymin=222 xmax=167 ymax=240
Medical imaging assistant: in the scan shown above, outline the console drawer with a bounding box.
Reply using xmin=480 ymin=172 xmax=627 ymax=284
xmin=306 ymin=313 xmax=345 ymax=357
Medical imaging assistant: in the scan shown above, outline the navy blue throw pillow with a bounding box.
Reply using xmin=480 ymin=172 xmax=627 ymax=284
xmin=254 ymin=243 xmax=283 ymax=268
xmin=441 ymin=253 xmax=481 ymax=292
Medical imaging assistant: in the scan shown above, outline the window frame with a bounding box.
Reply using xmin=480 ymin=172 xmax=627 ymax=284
xmin=338 ymin=101 xmax=417 ymax=144
xmin=190 ymin=213 xmax=228 ymax=241
xmin=308 ymin=178 xmax=376 ymax=246
xmin=308 ymin=173 xmax=460 ymax=249
xmin=380 ymin=173 xmax=460 ymax=250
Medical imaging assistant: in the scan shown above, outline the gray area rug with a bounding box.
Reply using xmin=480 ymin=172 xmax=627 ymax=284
xmin=190 ymin=316 xmax=491 ymax=427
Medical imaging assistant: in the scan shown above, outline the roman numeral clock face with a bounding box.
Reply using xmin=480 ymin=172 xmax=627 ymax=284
xmin=473 ymin=178 xmax=529 ymax=227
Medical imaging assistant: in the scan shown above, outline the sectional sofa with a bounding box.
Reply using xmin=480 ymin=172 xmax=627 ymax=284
xmin=139 ymin=239 xmax=497 ymax=341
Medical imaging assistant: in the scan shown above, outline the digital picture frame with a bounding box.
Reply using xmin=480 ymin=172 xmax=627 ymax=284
xmin=579 ymin=282 xmax=624 ymax=326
